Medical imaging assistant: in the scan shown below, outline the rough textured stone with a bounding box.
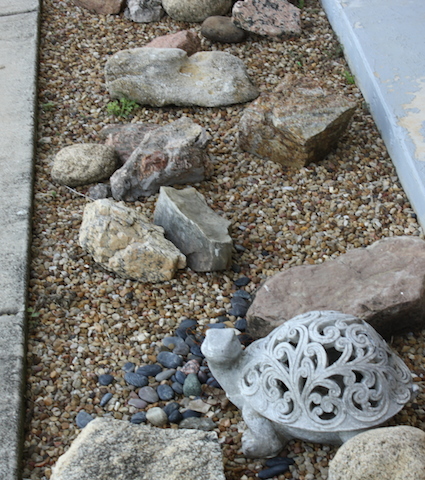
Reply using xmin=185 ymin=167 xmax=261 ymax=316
xmin=247 ymin=236 xmax=425 ymax=339
xmin=51 ymin=144 xmax=118 ymax=187
xmin=105 ymin=48 xmax=259 ymax=107
xmin=100 ymin=123 xmax=160 ymax=164
xmin=202 ymin=313 xmax=416 ymax=457
xmin=239 ymin=75 xmax=356 ymax=168
xmin=154 ymin=186 xmax=233 ymax=272
xmin=328 ymin=426 xmax=425 ymax=480
xmin=110 ymin=118 xmax=210 ymax=201
xmin=232 ymin=0 xmax=301 ymax=38
xmin=50 ymin=417 xmax=225 ymax=480
xmin=72 ymin=0 xmax=125 ymax=14
xmin=145 ymin=30 xmax=201 ymax=56
xmin=124 ymin=0 xmax=165 ymax=23
xmin=79 ymin=199 xmax=186 ymax=282
xmin=201 ymin=16 xmax=248 ymax=43
xmin=162 ymin=0 xmax=232 ymax=22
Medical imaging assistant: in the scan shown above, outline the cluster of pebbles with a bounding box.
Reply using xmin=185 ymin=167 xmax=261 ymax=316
xmin=24 ymin=0 xmax=425 ymax=479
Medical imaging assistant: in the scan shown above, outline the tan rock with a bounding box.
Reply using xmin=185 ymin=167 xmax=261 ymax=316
xmin=328 ymin=426 xmax=425 ymax=480
xmin=162 ymin=0 xmax=232 ymax=22
xmin=247 ymin=236 xmax=425 ymax=339
xmin=239 ymin=75 xmax=356 ymax=168
xmin=79 ymin=199 xmax=186 ymax=282
xmin=72 ymin=0 xmax=125 ymax=15
xmin=145 ymin=30 xmax=201 ymax=56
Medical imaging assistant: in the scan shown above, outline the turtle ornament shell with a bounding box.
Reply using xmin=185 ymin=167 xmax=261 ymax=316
xmin=201 ymin=311 xmax=417 ymax=458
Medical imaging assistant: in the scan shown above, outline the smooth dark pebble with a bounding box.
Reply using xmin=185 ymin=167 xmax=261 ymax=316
xmin=231 ymin=263 xmax=242 ymax=272
xmin=173 ymin=342 xmax=190 ymax=356
xmin=216 ymin=315 xmax=229 ymax=323
xmin=190 ymin=345 xmax=204 ymax=358
xmin=124 ymin=372 xmax=148 ymax=388
xmin=233 ymin=289 xmax=252 ymax=300
xmin=234 ymin=276 xmax=250 ymax=287
xmin=265 ymin=457 xmax=295 ymax=468
xmin=163 ymin=402 xmax=180 ymax=417
xmin=99 ymin=392 xmax=113 ymax=407
xmin=171 ymin=382 xmax=184 ymax=394
xmin=175 ymin=319 xmax=198 ymax=339
xmin=181 ymin=409 xmax=202 ymax=419
xmin=136 ymin=364 xmax=162 ymax=377
xmin=234 ymin=244 xmax=246 ymax=252
xmin=168 ymin=409 xmax=183 ymax=424
xmin=157 ymin=351 xmax=183 ymax=369
xmin=187 ymin=354 xmax=203 ymax=362
xmin=238 ymin=333 xmax=254 ymax=346
xmin=98 ymin=374 xmax=114 ymax=386
xmin=197 ymin=370 xmax=208 ymax=384
xmin=130 ymin=412 xmax=147 ymax=424
xmin=184 ymin=334 xmax=199 ymax=348
xmin=155 ymin=369 xmax=176 ymax=382
xmin=157 ymin=384 xmax=175 ymax=401
xmin=76 ymin=411 xmax=94 ymax=429
xmin=234 ymin=318 xmax=247 ymax=331
xmin=163 ymin=336 xmax=185 ymax=348
xmin=258 ymin=464 xmax=292 ymax=479
xmin=175 ymin=370 xmax=187 ymax=385
xmin=206 ymin=323 xmax=226 ymax=329
xmin=138 ymin=386 xmax=159 ymax=403
xmin=206 ymin=377 xmax=221 ymax=389
xmin=122 ymin=362 xmax=135 ymax=373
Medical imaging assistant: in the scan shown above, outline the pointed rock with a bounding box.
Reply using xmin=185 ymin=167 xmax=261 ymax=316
xmin=110 ymin=117 xmax=211 ymax=201
xmin=79 ymin=199 xmax=186 ymax=282
xmin=124 ymin=0 xmax=165 ymax=23
xmin=154 ymin=186 xmax=233 ymax=272
xmin=105 ymin=48 xmax=259 ymax=107
xmin=239 ymin=75 xmax=356 ymax=168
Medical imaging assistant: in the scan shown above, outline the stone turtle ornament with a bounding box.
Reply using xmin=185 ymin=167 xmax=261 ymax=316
xmin=201 ymin=311 xmax=417 ymax=458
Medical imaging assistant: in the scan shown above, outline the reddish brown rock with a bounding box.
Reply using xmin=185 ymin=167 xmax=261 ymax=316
xmin=239 ymin=75 xmax=356 ymax=168
xmin=232 ymin=0 xmax=301 ymax=38
xmin=110 ymin=117 xmax=211 ymax=201
xmin=72 ymin=0 xmax=125 ymax=14
xmin=246 ymin=236 xmax=425 ymax=339
xmin=144 ymin=31 xmax=202 ymax=56
xmin=100 ymin=123 xmax=160 ymax=164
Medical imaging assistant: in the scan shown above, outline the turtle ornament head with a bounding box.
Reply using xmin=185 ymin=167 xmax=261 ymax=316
xmin=201 ymin=311 xmax=418 ymax=458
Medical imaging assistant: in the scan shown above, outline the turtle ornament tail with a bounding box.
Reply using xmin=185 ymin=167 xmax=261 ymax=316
xmin=201 ymin=310 xmax=418 ymax=458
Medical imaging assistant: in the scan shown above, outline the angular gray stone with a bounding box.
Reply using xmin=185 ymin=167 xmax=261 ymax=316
xmin=201 ymin=16 xmax=248 ymax=44
xmin=124 ymin=0 xmax=165 ymax=23
xmin=50 ymin=417 xmax=226 ymax=480
xmin=247 ymin=236 xmax=425 ymax=339
xmin=154 ymin=186 xmax=233 ymax=272
xmin=105 ymin=48 xmax=259 ymax=107
xmin=239 ymin=75 xmax=356 ymax=168
xmin=110 ymin=118 xmax=210 ymax=201
xmin=232 ymin=0 xmax=301 ymax=38
xmin=79 ymin=199 xmax=186 ymax=282
xmin=51 ymin=144 xmax=118 ymax=187
xmin=162 ymin=0 xmax=232 ymax=22
xmin=328 ymin=426 xmax=425 ymax=480
xmin=100 ymin=123 xmax=160 ymax=164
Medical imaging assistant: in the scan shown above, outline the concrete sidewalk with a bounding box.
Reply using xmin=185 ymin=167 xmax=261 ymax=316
xmin=0 ymin=0 xmax=39 ymax=479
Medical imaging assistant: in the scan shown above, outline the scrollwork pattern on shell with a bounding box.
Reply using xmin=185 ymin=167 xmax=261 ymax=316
xmin=240 ymin=311 xmax=413 ymax=431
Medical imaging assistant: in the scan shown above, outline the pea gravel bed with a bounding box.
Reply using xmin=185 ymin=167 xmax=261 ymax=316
xmin=24 ymin=0 xmax=425 ymax=479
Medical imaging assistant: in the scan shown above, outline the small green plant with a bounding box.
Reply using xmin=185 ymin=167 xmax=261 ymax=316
xmin=344 ymin=70 xmax=355 ymax=85
xmin=298 ymin=0 xmax=305 ymax=8
xmin=27 ymin=307 xmax=40 ymax=319
xmin=41 ymin=101 xmax=56 ymax=111
xmin=107 ymin=97 xmax=139 ymax=118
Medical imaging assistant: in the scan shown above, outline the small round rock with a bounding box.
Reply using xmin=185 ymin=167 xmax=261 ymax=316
xmin=183 ymin=373 xmax=202 ymax=397
xmin=98 ymin=374 xmax=114 ymax=386
xmin=124 ymin=372 xmax=149 ymax=388
xmin=201 ymin=16 xmax=247 ymax=43
xmin=130 ymin=411 xmax=147 ymax=424
xmin=99 ymin=392 xmax=113 ymax=407
xmin=76 ymin=411 xmax=94 ymax=429
xmin=157 ymin=384 xmax=175 ymax=401
xmin=157 ymin=351 xmax=183 ymax=369
xmin=146 ymin=407 xmax=168 ymax=427
xmin=136 ymin=364 xmax=163 ymax=377
xmin=138 ymin=386 xmax=159 ymax=403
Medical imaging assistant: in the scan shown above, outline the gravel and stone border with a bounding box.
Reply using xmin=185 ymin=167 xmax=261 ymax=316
xmin=24 ymin=0 xmax=425 ymax=479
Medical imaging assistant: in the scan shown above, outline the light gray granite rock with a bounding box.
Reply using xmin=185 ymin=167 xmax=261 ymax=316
xmin=51 ymin=144 xmax=118 ymax=187
xmin=162 ymin=0 xmax=232 ymax=22
xmin=246 ymin=236 xmax=425 ymax=339
xmin=328 ymin=426 xmax=425 ymax=480
xmin=79 ymin=198 xmax=186 ymax=282
xmin=105 ymin=48 xmax=259 ymax=107
xmin=202 ymin=311 xmax=416 ymax=458
xmin=50 ymin=417 xmax=226 ymax=480
xmin=154 ymin=186 xmax=233 ymax=272
xmin=110 ymin=117 xmax=211 ymax=201
xmin=124 ymin=0 xmax=165 ymax=23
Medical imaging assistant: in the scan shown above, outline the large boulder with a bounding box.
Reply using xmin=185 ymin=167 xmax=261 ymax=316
xmin=72 ymin=0 xmax=125 ymax=14
xmin=51 ymin=417 xmax=225 ymax=480
xmin=105 ymin=48 xmax=259 ymax=107
xmin=124 ymin=0 xmax=165 ymax=23
xmin=162 ymin=0 xmax=232 ymax=22
xmin=144 ymin=30 xmax=201 ymax=56
xmin=51 ymin=144 xmax=118 ymax=187
xmin=247 ymin=236 xmax=425 ymax=339
xmin=110 ymin=117 xmax=211 ymax=201
xmin=239 ymin=75 xmax=356 ymax=168
xmin=79 ymin=199 xmax=186 ymax=282
xmin=154 ymin=186 xmax=233 ymax=272
xmin=328 ymin=426 xmax=425 ymax=480
xmin=232 ymin=0 xmax=301 ymax=38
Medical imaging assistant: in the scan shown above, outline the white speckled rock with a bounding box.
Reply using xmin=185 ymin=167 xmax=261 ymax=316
xmin=105 ymin=48 xmax=259 ymax=107
xmin=328 ymin=426 xmax=425 ymax=480
xmin=162 ymin=0 xmax=232 ymax=22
